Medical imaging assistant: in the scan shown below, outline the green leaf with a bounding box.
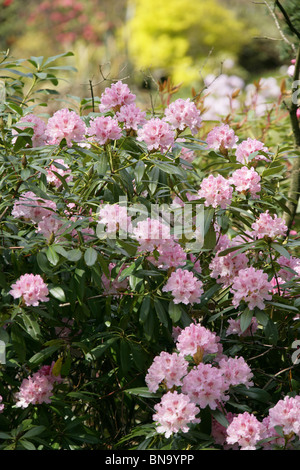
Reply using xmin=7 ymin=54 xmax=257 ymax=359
xmin=21 ymin=313 xmax=41 ymax=341
xmin=264 ymin=318 xmax=278 ymax=345
xmin=239 ymin=308 xmax=254 ymax=332
xmin=46 ymin=246 xmax=59 ymax=266
xmin=120 ymin=340 xmax=131 ymax=375
xmin=235 ymin=385 xmax=271 ymax=403
xmin=168 ymin=302 xmax=182 ymax=322
xmin=22 ymin=426 xmax=46 ymax=439
xmin=11 ymin=323 xmax=26 ymax=363
xmin=270 ymin=242 xmax=290 ymax=259
xmin=255 ymin=309 xmax=269 ymax=326
xmin=154 ymin=298 xmax=168 ymax=327
xmin=42 ymin=51 xmax=74 ymax=67
xmin=19 ymin=439 xmax=36 ymax=450
xmin=125 ymin=387 xmax=161 ymax=398
xmin=210 ymin=409 xmax=229 ymax=428
xmin=66 ymin=249 xmax=82 ymax=262
xmin=84 ymin=247 xmax=98 ymax=267
xmin=49 ymin=286 xmax=66 ymax=302
xmin=29 ymin=344 xmax=62 ymax=366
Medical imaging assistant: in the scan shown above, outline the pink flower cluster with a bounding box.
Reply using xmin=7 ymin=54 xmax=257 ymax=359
xmin=164 ymin=98 xmax=202 ymax=135
xmin=267 ymin=395 xmax=300 ymax=438
xmin=206 ymin=124 xmax=238 ymax=152
xmin=136 ymin=117 xmax=175 ymax=153
xmin=99 ymin=80 xmax=136 ymax=113
xmin=182 ymin=363 xmax=229 ymax=410
xmin=46 ymin=159 xmax=73 ymax=188
xmin=153 ymin=391 xmax=201 ymax=438
xmin=251 ymin=210 xmax=288 ymax=240
xmin=132 ymin=217 xmax=171 ymax=252
xmin=229 ymin=166 xmax=261 ymax=199
xmin=198 ymin=174 xmax=233 ymax=209
xmin=15 ymin=363 xmax=62 ymax=409
xmin=148 ymin=240 xmax=187 ymax=270
xmin=235 ymin=138 xmax=270 ymax=165
xmin=218 ymin=356 xmax=254 ymax=388
xmin=175 ymin=323 xmax=219 ymax=358
xmin=36 ymin=213 xmax=66 ymax=242
xmin=116 ymin=103 xmax=147 ymax=131
xmin=145 ymin=321 xmax=258 ymax=439
xmin=0 ymin=396 xmax=4 ymax=413
xmin=147 ymin=322 xmax=256 ymax=439
xmin=226 ymin=412 xmax=265 ymax=450
xmin=225 ymin=395 xmax=300 ymax=450
xmin=11 ymin=191 xmax=57 ymax=223
xmin=9 ymin=273 xmax=49 ymax=307
xmin=87 ymin=115 xmax=122 ymax=145
xmin=45 ymin=108 xmax=86 ymax=147
xmin=145 ymin=351 xmax=189 ymax=392
xmin=98 ymin=204 xmax=132 ymax=234
xmin=209 ymin=235 xmax=249 ymax=288
xmin=230 ymin=267 xmax=273 ymax=310
xmin=162 ymin=269 xmax=204 ymax=305
xmin=101 ymin=263 xmax=129 ymax=296
xmin=277 ymin=255 xmax=300 ymax=281
xmin=226 ymin=317 xmax=258 ymax=337
xmin=12 ymin=114 xmax=47 ymax=147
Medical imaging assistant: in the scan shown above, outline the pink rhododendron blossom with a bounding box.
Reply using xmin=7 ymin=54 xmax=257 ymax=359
xmin=172 ymin=326 xmax=182 ymax=342
xmin=162 ymin=269 xmax=204 ymax=305
xmin=153 ymin=391 xmax=201 ymax=438
xmin=209 ymin=240 xmax=248 ymax=288
xmin=268 ymin=395 xmax=300 ymax=437
xmin=116 ymin=103 xmax=147 ymax=130
xmin=181 ymin=363 xmax=228 ymax=409
xmin=211 ymin=411 xmax=237 ymax=449
xmin=230 ymin=267 xmax=273 ymax=310
xmin=270 ymin=275 xmax=286 ymax=295
xmin=226 ymin=317 xmax=258 ymax=337
xmin=226 ymin=412 xmax=265 ymax=450
xmin=15 ymin=363 xmax=62 ymax=408
xmin=229 ymin=166 xmax=261 ymax=198
xmin=36 ymin=214 xmax=66 ymax=241
xmin=101 ymin=263 xmax=129 ymax=296
xmin=164 ymin=98 xmax=202 ymax=135
xmin=0 ymin=396 xmax=4 ymax=413
xmin=260 ymin=416 xmax=289 ymax=450
xmin=99 ymin=80 xmax=136 ymax=113
xmin=87 ymin=115 xmax=122 ymax=145
xmin=206 ymin=124 xmax=238 ymax=151
xmin=45 ymin=108 xmax=86 ymax=146
xmin=136 ymin=117 xmax=175 ymax=153
xmin=12 ymin=114 xmax=47 ymax=147
xmin=11 ymin=191 xmax=57 ymax=223
xmin=132 ymin=217 xmax=171 ymax=252
xmin=277 ymin=255 xmax=300 ymax=281
xmin=145 ymin=351 xmax=189 ymax=392
xmin=176 ymin=138 xmax=197 ymax=164
xmin=46 ymin=159 xmax=73 ymax=188
xmin=235 ymin=138 xmax=270 ymax=165
xmin=219 ymin=356 xmax=254 ymax=388
xmin=176 ymin=323 xmax=219 ymax=358
xmin=251 ymin=210 xmax=287 ymax=240
xmin=198 ymin=174 xmax=233 ymax=209
xmin=98 ymin=204 xmax=132 ymax=234
xmin=9 ymin=273 xmax=49 ymax=307
xmin=148 ymin=240 xmax=187 ymax=269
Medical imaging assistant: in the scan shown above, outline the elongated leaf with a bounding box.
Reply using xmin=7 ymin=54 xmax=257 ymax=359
xmin=84 ymin=247 xmax=98 ymax=267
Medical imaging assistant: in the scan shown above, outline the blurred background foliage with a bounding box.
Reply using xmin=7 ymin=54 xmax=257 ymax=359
xmin=0 ymin=0 xmax=295 ymax=103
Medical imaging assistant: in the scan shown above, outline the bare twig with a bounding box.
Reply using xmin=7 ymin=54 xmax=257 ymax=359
xmin=262 ymin=0 xmax=296 ymax=53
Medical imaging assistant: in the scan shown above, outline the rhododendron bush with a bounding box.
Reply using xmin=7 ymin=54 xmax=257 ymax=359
xmin=0 ymin=49 xmax=300 ymax=451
